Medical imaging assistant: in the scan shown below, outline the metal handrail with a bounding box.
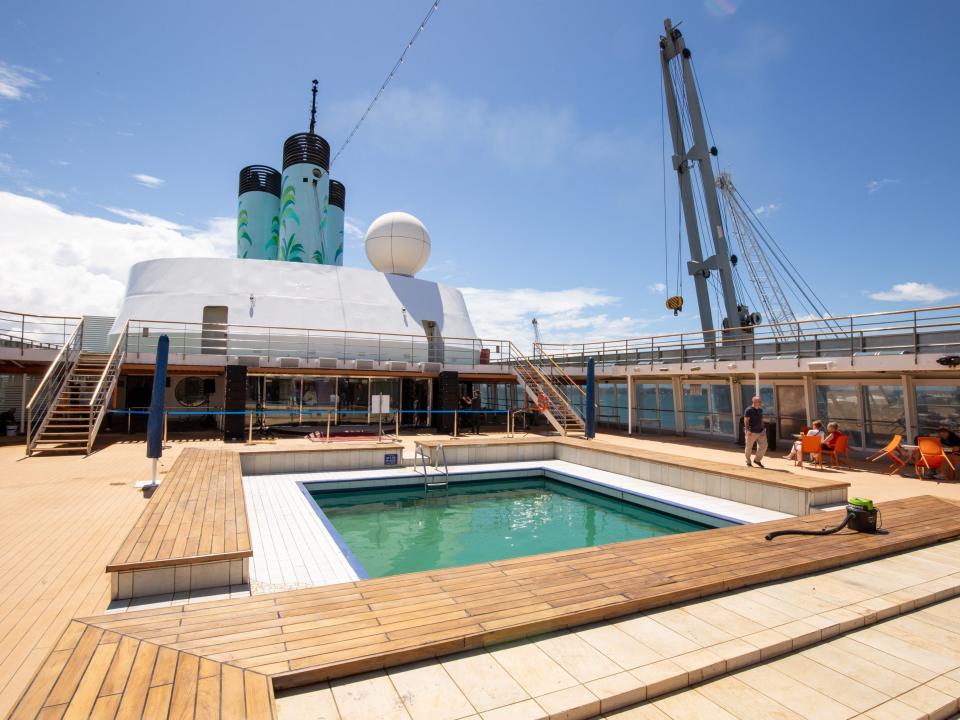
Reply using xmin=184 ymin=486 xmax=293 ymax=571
xmin=124 ymin=317 xmax=513 ymax=367
xmin=86 ymin=321 xmax=129 ymax=453
xmin=0 ymin=309 xmax=82 ymax=355
xmin=537 ymin=303 xmax=960 ymax=353
xmin=538 ymin=351 xmax=586 ymax=395
xmin=25 ymin=320 xmax=84 ymax=454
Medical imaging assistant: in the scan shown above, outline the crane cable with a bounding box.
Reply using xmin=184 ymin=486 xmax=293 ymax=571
xmin=331 ymin=0 xmax=441 ymax=166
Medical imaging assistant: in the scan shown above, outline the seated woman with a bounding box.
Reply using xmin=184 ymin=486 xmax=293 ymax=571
xmin=822 ymin=422 xmax=843 ymax=451
xmin=786 ymin=420 xmax=825 ymax=462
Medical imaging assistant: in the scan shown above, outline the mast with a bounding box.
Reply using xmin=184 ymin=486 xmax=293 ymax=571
xmin=660 ymin=18 xmax=750 ymax=341
xmin=308 ymin=79 xmax=319 ymax=135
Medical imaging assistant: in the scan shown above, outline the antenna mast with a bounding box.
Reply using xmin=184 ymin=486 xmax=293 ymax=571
xmin=660 ymin=18 xmax=751 ymax=341
xmin=308 ymin=79 xmax=319 ymax=135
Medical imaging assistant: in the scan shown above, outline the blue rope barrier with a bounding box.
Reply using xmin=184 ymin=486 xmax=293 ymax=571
xmin=107 ymin=408 xmax=513 ymax=416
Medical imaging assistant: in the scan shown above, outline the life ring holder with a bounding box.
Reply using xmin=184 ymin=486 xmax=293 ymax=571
xmin=536 ymin=393 xmax=549 ymax=412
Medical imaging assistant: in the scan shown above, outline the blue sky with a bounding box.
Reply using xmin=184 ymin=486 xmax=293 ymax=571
xmin=1 ymin=0 xmax=958 ymax=345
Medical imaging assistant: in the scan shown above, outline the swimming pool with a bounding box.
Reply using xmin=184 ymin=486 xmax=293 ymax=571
xmin=310 ymin=476 xmax=712 ymax=578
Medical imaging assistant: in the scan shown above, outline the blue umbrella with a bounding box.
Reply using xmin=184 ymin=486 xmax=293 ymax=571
xmin=585 ymin=357 xmax=596 ymax=439
xmin=145 ymin=335 xmax=169 ymax=484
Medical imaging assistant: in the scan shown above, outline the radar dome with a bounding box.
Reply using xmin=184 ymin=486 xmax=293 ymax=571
xmin=364 ymin=211 xmax=431 ymax=277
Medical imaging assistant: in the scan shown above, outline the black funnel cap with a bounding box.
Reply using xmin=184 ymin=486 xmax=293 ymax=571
xmin=238 ymin=165 xmax=281 ymax=197
xmin=328 ymin=179 xmax=346 ymax=209
xmin=282 ymin=132 xmax=330 ymax=171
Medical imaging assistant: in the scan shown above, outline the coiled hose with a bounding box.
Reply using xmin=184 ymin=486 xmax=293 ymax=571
xmin=765 ymin=512 xmax=854 ymax=541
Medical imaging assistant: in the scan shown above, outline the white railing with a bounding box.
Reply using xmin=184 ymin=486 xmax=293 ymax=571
xmin=536 ymin=305 xmax=960 ymax=369
xmin=0 ymin=309 xmax=81 ymax=354
xmin=25 ymin=320 xmax=83 ymax=454
xmin=122 ymin=318 xmax=516 ymax=368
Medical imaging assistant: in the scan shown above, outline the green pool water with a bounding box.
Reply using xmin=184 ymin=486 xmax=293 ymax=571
xmin=311 ymin=477 xmax=711 ymax=578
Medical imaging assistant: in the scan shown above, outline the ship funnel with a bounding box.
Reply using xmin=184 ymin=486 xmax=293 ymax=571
xmin=279 ymin=132 xmax=331 ymax=263
xmin=237 ymin=165 xmax=281 ymax=260
xmin=325 ymin=179 xmax=346 ymax=266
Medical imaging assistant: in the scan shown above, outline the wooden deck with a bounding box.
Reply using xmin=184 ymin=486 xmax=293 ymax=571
xmin=106 ymin=448 xmax=251 ymax=573
xmin=10 ymin=494 xmax=960 ymax=719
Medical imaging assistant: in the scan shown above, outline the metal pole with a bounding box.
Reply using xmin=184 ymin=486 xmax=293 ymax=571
xmin=326 ymin=411 xmax=332 ymax=443
xmin=163 ymin=411 xmax=168 ymax=446
xmin=248 ymin=410 xmax=253 ymax=444
xmin=453 ymin=410 xmax=458 ymax=438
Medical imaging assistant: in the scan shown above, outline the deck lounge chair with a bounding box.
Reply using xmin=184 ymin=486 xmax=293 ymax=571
xmin=823 ymin=434 xmax=851 ymax=468
xmin=866 ymin=434 xmax=907 ymax=474
xmin=915 ymin=436 xmax=955 ymax=480
xmin=799 ymin=434 xmax=823 ymax=470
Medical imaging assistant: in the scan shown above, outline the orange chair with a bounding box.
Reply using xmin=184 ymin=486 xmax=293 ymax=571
xmin=915 ymin=436 xmax=955 ymax=480
xmin=798 ymin=434 xmax=823 ymax=469
xmin=823 ymin=434 xmax=851 ymax=468
xmin=866 ymin=434 xmax=908 ymax=475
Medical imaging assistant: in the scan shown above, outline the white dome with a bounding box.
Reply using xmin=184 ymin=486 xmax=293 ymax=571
xmin=364 ymin=211 xmax=431 ymax=277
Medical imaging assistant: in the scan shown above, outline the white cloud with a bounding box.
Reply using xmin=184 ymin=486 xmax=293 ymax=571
xmin=131 ymin=173 xmax=164 ymax=189
xmin=753 ymin=202 xmax=782 ymax=216
xmin=102 ymin=206 xmax=191 ymax=231
xmin=0 ymin=191 xmax=233 ymax=316
xmin=460 ymin=286 xmax=648 ymax=348
xmin=0 ymin=119 xmax=8 ymax=130
xmin=868 ymin=282 xmax=956 ymax=303
xmin=325 ymin=85 xmax=646 ymax=173
xmin=647 ymin=282 xmax=667 ymax=295
xmin=866 ymin=178 xmax=898 ymax=194
xmin=22 ymin=185 xmax=66 ymax=200
xmin=0 ymin=62 xmax=46 ymax=101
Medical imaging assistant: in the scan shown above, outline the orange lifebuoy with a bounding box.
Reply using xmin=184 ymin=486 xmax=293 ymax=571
xmin=536 ymin=393 xmax=549 ymax=412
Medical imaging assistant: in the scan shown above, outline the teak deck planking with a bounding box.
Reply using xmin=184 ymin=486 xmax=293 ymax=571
xmin=10 ymin=494 xmax=960 ymax=719
xmin=105 ymin=449 xmax=251 ymax=573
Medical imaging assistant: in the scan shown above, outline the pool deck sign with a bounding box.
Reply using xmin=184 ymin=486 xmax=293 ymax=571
xmin=372 ymin=394 xmax=391 ymax=442
xmin=384 ymin=453 xmax=398 ymax=465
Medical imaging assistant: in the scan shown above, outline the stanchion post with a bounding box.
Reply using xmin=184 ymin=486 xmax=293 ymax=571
xmin=163 ymin=412 xmax=168 ymax=446
xmin=326 ymin=412 xmax=332 ymax=444
xmin=248 ymin=410 xmax=253 ymax=444
xmin=395 ymin=410 xmax=400 ymax=439
xmin=453 ymin=410 xmax=458 ymax=438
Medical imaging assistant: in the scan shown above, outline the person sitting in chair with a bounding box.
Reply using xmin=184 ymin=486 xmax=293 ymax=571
xmin=786 ymin=420 xmax=824 ymax=462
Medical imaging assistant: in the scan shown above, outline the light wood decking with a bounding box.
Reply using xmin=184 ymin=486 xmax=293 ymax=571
xmin=106 ymin=448 xmax=251 ymax=574
xmin=10 ymin=495 xmax=960 ymax=719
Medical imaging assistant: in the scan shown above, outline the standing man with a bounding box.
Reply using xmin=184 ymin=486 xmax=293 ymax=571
xmin=744 ymin=395 xmax=767 ymax=468
xmin=468 ymin=390 xmax=481 ymax=434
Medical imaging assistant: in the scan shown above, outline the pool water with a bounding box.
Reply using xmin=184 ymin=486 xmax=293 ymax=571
xmin=311 ymin=477 xmax=710 ymax=578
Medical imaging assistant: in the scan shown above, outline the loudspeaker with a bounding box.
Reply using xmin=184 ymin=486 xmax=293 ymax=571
xmin=223 ymin=365 xmax=247 ymax=442
xmin=434 ymin=371 xmax=459 ymax=433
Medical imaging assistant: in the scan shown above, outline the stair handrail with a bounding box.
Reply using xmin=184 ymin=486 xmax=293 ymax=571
xmin=86 ymin=321 xmax=129 ymax=454
xmin=508 ymin=342 xmax=585 ymax=432
xmin=25 ymin=319 xmax=84 ymax=455
xmin=538 ymin=351 xmax=585 ymax=396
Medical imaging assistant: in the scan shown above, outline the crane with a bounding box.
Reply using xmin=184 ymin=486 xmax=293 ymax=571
xmin=531 ymin=318 xmax=543 ymax=358
xmin=717 ymin=172 xmax=797 ymax=337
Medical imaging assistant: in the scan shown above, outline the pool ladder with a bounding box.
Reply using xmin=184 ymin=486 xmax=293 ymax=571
xmin=415 ymin=443 xmax=449 ymax=492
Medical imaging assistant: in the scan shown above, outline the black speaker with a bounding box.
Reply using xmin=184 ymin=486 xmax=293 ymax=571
xmin=223 ymin=365 xmax=247 ymax=442
xmin=434 ymin=371 xmax=459 ymax=433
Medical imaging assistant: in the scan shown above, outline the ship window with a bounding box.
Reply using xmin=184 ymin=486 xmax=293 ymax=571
xmin=174 ymin=377 xmax=211 ymax=407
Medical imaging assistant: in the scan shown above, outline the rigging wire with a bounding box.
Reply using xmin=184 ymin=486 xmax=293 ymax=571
xmin=661 ymin=71 xmax=669 ymax=297
xmin=330 ymin=0 xmax=441 ymax=166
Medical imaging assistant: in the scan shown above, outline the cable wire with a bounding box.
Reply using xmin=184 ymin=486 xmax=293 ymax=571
xmin=331 ymin=0 xmax=441 ymax=166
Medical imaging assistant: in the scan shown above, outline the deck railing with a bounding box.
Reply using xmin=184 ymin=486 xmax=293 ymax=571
xmin=0 ymin=310 xmax=81 ymax=354
xmin=122 ymin=318 xmax=516 ymax=368
xmin=535 ymin=305 xmax=960 ymax=369
xmin=25 ymin=320 xmax=83 ymax=454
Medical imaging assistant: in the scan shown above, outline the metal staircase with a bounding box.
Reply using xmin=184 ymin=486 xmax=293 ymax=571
xmin=26 ymin=320 xmax=127 ymax=456
xmin=511 ymin=348 xmax=585 ymax=436
xmin=28 ymin=352 xmax=108 ymax=454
